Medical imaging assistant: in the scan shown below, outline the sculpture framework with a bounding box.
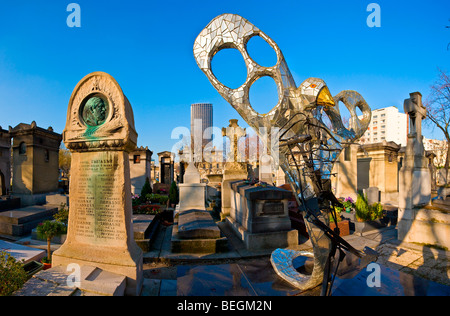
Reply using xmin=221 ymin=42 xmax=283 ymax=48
xmin=194 ymin=14 xmax=376 ymax=294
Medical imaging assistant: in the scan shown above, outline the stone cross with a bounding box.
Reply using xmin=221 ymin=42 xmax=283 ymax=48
xmin=404 ymin=92 xmax=426 ymax=138
xmin=222 ymin=119 xmax=246 ymax=163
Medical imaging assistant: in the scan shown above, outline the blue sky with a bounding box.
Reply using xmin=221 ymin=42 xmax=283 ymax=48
xmin=0 ymin=0 xmax=449 ymax=159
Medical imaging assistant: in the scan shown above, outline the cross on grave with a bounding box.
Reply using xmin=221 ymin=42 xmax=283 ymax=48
xmin=404 ymin=92 xmax=426 ymax=138
xmin=222 ymin=119 xmax=246 ymax=163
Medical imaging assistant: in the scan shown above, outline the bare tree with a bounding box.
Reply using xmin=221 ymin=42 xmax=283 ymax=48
xmin=425 ymin=68 xmax=450 ymax=184
xmin=59 ymin=146 xmax=72 ymax=178
xmin=446 ymin=19 xmax=449 ymax=50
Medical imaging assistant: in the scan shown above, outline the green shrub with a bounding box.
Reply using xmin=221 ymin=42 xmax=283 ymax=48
xmin=140 ymin=177 xmax=152 ymax=202
xmin=53 ymin=203 xmax=69 ymax=228
xmin=329 ymin=206 xmax=342 ymax=223
xmin=145 ymin=193 xmax=169 ymax=205
xmin=355 ymin=193 xmax=370 ymax=221
xmin=355 ymin=193 xmax=384 ymax=222
xmin=0 ymin=251 xmax=27 ymax=296
xmin=169 ymin=181 xmax=179 ymax=205
xmin=369 ymin=202 xmax=384 ymax=221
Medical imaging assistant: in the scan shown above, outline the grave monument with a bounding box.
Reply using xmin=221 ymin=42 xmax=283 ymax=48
xmin=399 ymin=92 xmax=431 ymax=210
xmin=397 ymin=92 xmax=447 ymax=247
xmin=173 ymin=158 xmax=226 ymax=253
xmin=9 ymin=122 xmax=62 ymax=206
xmin=52 ymin=72 xmax=143 ymax=296
xmin=130 ymin=146 xmax=153 ymax=195
xmin=221 ymin=119 xmax=248 ymax=217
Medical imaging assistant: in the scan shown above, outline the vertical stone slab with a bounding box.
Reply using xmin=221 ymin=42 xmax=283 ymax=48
xmin=398 ymin=92 xmax=432 ymax=243
xmin=221 ymin=120 xmax=248 ymax=217
xmin=52 ymin=72 xmax=143 ymax=296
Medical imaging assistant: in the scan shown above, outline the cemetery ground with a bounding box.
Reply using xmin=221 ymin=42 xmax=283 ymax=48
xmin=3 ymin=200 xmax=449 ymax=296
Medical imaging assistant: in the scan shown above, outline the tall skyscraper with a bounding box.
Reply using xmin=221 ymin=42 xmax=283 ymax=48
xmin=191 ymin=103 xmax=213 ymax=154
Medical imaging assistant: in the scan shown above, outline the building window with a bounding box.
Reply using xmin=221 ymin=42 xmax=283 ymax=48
xmin=381 ymin=114 xmax=385 ymax=117
xmin=373 ymin=115 xmax=378 ymax=119
xmin=381 ymin=125 xmax=386 ymax=129
xmin=373 ymin=121 xmax=377 ymax=125
xmin=45 ymin=149 xmax=49 ymax=162
xmin=133 ymin=155 xmax=141 ymax=164
xmin=19 ymin=142 xmax=27 ymax=155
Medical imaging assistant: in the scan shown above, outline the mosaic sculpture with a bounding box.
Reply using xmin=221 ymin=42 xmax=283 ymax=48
xmin=194 ymin=14 xmax=377 ymax=294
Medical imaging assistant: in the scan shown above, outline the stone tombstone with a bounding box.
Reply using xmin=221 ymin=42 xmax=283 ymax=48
xmin=398 ymin=92 xmax=432 ymax=244
xmin=52 ymin=72 xmax=143 ymax=296
xmin=178 ymin=160 xmax=206 ymax=211
xmin=227 ymin=181 xmax=298 ymax=250
xmin=364 ymin=187 xmax=379 ymax=205
xmin=426 ymin=152 xmax=437 ymax=193
xmin=399 ymin=92 xmax=431 ymax=209
xmin=221 ymin=119 xmax=248 ymax=217
xmin=332 ymin=144 xmax=358 ymax=201
xmin=259 ymin=153 xmax=274 ymax=184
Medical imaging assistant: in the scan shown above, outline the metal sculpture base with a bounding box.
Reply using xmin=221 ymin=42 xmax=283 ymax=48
xmin=270 ymin=249 xmax=321 ymax=291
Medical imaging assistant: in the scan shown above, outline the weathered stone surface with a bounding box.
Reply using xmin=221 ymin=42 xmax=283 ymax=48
xmin=0 ymin=205 xmax=58 ymax=236
xmin=177 ymin=209 xmax=221 ymax=239
xmin=228 ymin=183 xmax=298 ymax=250
xmin=0 ymin=240 xmax=45 ymax=264
xmin=15 ymin=265 xmax=127 ymax=296
xmin=52 ymin=72 xmax=143 ymax=296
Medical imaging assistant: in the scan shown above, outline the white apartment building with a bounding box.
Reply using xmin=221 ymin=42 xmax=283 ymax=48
xmin=423 ymin=137 xmax=448 ymax=167
xmin=359 ymin=106 xmax=408 ymax=146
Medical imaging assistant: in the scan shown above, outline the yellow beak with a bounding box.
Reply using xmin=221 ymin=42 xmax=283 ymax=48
xmin=317 ymin=86 xmax=335 ymax=107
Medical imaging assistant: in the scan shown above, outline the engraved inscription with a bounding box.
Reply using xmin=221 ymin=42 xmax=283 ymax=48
xmin=72 ymin=153 xmax=126 ymax=243
xmin=256 ymin=200 xmax=285 ymax=216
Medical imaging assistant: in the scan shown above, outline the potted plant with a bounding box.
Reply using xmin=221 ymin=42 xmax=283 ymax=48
xmin=342 ymin=197 xmax=354 ymax=213
xmin=36 ymin=220 xmax=66 ymax=270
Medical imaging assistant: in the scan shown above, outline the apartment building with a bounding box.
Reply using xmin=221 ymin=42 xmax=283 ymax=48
xmin=359 ymin=106 xmax=408 ymax=146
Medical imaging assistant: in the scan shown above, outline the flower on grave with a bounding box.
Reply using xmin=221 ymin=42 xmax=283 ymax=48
xmin=342 ymin=197 xmax=354 ymax=209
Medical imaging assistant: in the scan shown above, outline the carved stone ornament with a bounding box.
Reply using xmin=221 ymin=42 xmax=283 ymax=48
xmin=63 ymin=72 xmax=137 ymax=152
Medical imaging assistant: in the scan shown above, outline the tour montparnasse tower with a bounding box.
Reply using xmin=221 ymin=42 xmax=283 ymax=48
xmin=190 ymin=103 xmax=213 ymax=155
